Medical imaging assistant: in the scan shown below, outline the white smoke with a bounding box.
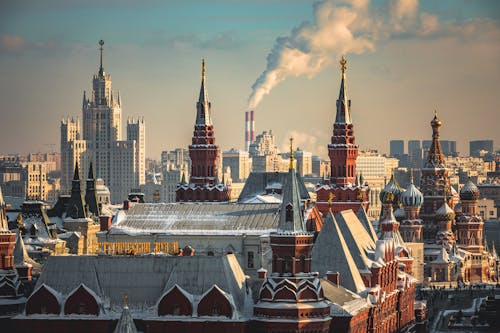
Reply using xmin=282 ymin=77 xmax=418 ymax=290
xmin=248 ymin=0 xmax=425 ymax=109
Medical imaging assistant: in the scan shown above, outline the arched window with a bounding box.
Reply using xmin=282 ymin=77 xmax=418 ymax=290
xmin=157 ymin=285 xmax=193 ymax=316
xmin=26 ymin=284 xmax=61 ymax=315
xmin=286 ymin=203 xmax=293 ymax=224
xmin=197 ymin=285 xmax=232 ymax=318
xmin=64 ymin=284 xmax=100 ymax=315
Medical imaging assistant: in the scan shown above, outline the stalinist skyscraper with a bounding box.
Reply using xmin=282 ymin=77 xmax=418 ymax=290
xmin=61 ymin=40 xmax=145 ymax=203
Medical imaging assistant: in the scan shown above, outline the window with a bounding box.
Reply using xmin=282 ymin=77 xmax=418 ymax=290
xmin=286 ymin=203 xmax=293 ymax=223
xmin=247 ymin=251 xmax=254 ymax=269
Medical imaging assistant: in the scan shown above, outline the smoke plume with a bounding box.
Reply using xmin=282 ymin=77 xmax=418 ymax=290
xmin=248 ymin=0 xmax=424 ymax=109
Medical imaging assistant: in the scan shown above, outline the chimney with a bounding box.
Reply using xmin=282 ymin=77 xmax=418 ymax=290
xmin=16 ymin=264 xmax=32 ymax=282
xmin=123 ymin=200 xmax=130 ymax=210
xmin=245 ymin=111 xmax=250 ymax=151
xmin=250 ymin=110 xmax=255 ymax=142
xmin=99 ymin=215 xmax=112 ymax=231
xmin=326 ymin=271 xmax=340 ymax=285
xmin=257 ymin=267 xmax=267 ymax=279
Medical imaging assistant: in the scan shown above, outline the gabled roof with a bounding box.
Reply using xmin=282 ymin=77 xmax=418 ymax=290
xmin=312 ymin=210 xmax=366 ymax=293
xmin=238 ymin=172 xmax=309 ymax=203
xmin=35 ymin=254 xmax=249 ymax=315
xmin=335 ymin=210 xmax=376 ymax=271
xmin=356 ymin=206 xmax=377 ymax=243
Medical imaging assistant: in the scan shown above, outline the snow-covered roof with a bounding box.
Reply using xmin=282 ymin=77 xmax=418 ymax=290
xmin=311 ymin=210 xmax=366 ymax=293
xmin=35 ymin=254 xmax=249 ymax=316
xmin=110 ymin=203 xmax=279 ymax=236
xmin=238 ymin=172 xmax=309 ymax=203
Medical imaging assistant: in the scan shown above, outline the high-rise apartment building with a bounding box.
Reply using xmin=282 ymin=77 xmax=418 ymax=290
xmin=222 ymin=149 xmax=251 ymax=182
xmin=390 ymin=140 xmax=404 ymax=157
xmin=408 ymin=140 xmax=423 ymax=169
xmin=294 ymin=148 xmax=312 ymax=177
xmin=470 ymin=140 xmax=494 ymax=157
xmin=61 ymin=41 xmax=145 ymax=203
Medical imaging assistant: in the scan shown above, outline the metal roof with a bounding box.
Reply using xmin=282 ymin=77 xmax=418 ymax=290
xmin=111 ymin=203 xmax=280 ymax=236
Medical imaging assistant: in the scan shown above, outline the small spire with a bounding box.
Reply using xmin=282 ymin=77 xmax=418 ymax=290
xmin=123 ymin=294 xmax=129 ymax=308
xmin=73 ymin=161 xmax=80 ymax=181
xmin=289 ymin=137 xmax=294 ymax=170
xmin=202 ymin=58 xmax=206 ymax=82
xmin=98 ymin=40 xmax=104 ymax=76
xmin=335 ymin=56 xmax=351 ymax=124
xmin=88 ymin=161 xmax=94 ymax=180
xmin=410 ymin=168 xmax=414 ymax=184
xmin=328 ymin=192 xmax=335 ymax=211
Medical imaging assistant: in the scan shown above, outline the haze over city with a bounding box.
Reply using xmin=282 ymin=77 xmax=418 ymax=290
xmin=1 ymin=0 xmax=499 ymax=158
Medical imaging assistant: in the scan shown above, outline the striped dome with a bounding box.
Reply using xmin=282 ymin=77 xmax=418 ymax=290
xmin=380 ymin=174 xmax=402 ymax=204
xmin=460 ymin=179 xmax=480 ymax=201
xmin=401 ymin=181 xmax=423 ymax=207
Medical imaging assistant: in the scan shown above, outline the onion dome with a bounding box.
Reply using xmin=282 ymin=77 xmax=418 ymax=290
xmin=401 ymin=180 xmax=423 ymax=207
xmin=431 ymin=112 xmax=442 ymax=128
xmin=380 ymin=174 xmax=402 ymax=204
xmin=459 ymin=179 xmax=480 ymax=201
xmin=435 ymin=201 xmax=455 ymax=221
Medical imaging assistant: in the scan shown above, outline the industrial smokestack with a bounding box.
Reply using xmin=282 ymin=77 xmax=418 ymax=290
xmin=250 ymin=110 xmax=255 ymax=142
xmin=245 ymin=111 xmax=250 ymax=151
xmin=245 ymin=110 xmax=255 ymax=152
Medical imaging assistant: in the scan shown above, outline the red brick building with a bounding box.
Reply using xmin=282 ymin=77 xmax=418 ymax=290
xmin=176 ymin=59 xmax=231 ymax=202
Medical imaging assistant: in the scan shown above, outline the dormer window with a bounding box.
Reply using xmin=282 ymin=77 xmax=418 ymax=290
xmin=286 ymin=203 xmax=293 ymax=223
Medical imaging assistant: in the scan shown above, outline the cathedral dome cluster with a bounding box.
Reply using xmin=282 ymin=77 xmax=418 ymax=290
xmin=459 ymin=179 xmax=480 ymax=201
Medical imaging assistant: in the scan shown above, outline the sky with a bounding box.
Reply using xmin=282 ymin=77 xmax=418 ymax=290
xmin=0 ymin=0 xmax=499 ymax=159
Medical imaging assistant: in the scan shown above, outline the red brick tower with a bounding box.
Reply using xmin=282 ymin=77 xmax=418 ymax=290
xmin=420 ymin=112 xmax=453 ymax=242
xmin=456 ymin=180 xmax=484 ymax=253
xmin=176 ymin=59 xmax=231 ymax=202
xmin=253 ymin=139 xmax=331 ymax=333
xmin=315 ymin=57 xmax=369 ymax=216
xmin=0 ymin=186 xmax=25 ymax=317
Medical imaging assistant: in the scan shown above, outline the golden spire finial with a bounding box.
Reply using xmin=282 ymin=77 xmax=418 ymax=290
xmin=340 ymin=56 xmax=347 ymax=75
xmin=202 ymin=58 xmax=206 ymax=81
xmin=123 ymin=294 xmax=129 ymax=307
xmin=289 ymin=137 xmax=294 ymax=170
xmin=410 ymin=168 xmax=414 ymax=183
xmin=328 ymin=192 xmax=335 ymax=207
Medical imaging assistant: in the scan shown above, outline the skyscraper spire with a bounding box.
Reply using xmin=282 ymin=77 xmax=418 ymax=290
xmin=98 ymin=40 xmax=104 ymax=76
xmin=335 ymin=56 xmax=351 ymax=124
xmin=196 ymin=58 xmax=212 ymax=125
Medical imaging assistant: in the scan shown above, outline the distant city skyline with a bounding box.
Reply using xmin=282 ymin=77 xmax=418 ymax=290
xmin=1 ymin=0 xmax=499 ymax=158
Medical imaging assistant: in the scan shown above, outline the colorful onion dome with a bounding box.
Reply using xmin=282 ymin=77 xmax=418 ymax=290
xmin=401 ymin=180 xmax=423 ymax=207
xmin=380 ymin=174 xmax=402 ymax=204
xmin=435 ymin=201 xmax=455 ymax=221
xmin=459 ymin=179 xmax=480 ymax=201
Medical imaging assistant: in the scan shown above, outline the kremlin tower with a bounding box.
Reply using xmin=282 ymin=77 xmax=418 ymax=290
xmin=176 ymin=60 xmax=231 ymax=202
xmin=315 ymin=57 xmax=369 ymax=216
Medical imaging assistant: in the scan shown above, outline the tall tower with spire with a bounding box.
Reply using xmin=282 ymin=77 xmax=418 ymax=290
xmin=253 ymin=138 xmax=331 ymax=333
xmin=419 ymin=112 xmax=453 ymax=242
xmin=315 ymin=57 xmax=369 ymax=216
xmin=176 ymin=60 xmax=231 ymax=202
xmin=61 ymin=40 xmax=145 ymax=203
